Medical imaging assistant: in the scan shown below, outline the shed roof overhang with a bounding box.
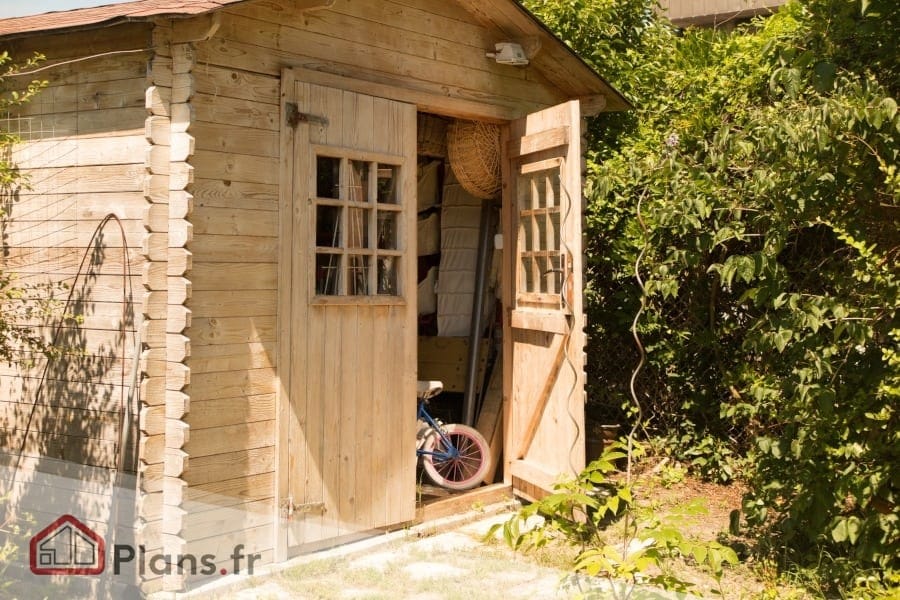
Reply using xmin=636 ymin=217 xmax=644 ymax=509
xmin=0 ymin=0 xmax=630 ymax=113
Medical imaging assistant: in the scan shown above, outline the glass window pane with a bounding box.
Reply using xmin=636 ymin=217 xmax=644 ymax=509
xmin=347 ymin=254 xmax=370 ymax=295
xmin=347 ymin=207 xmax=369 ymax=249
xmin=316 ymin=156 xmax=341 ymax=199
xmin=376 ymin=164 xmax=399 ymax=204
xmin=316 ymin=205 xmax=342 ymax=248
xmin=537 ymin=214 xmax=548 ymax=252
xmin=316 ymin=253 xmax=340 ymax=295
xmin=377 ymin=212 xmax=398 ymax=250
xmin=349 ymin=160 xmax=369 ymax=203
xmin=545 ymin=174 xmax=560 ymax=209
xmin=377 ymin=256 xmax=398 ymax=295
xmin=519 ymin=216 xmax=532 ymax=252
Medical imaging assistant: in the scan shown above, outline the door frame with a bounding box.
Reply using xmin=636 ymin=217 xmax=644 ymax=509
xmin=274 ymin=68 xmax=588 ymax=558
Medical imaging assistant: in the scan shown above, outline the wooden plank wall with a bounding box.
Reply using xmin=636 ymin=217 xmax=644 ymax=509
xmin=170 ymin=0 xmax=567 ymax=579
xmin=659 ymin=0 xmax=784 ymax=25
xmin=196 ymin=0 xmax=567 ymax=121
xmin=0 ymin=21 xmax=152 ymax=591
xmin=172 ymin=14 xmax=280 ymax=585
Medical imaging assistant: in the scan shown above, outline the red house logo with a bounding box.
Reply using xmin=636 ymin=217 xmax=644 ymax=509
xmin=30 ymin=515 xmax=105 ymax=575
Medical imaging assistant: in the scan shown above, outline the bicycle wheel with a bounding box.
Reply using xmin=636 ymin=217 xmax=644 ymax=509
xmin=422 ymin=423 xmax=491 ymax=491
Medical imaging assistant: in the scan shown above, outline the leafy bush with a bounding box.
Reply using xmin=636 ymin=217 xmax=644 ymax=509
xmin=490 ymin=442 xmax=738 ymax=597
xmin=527 ymin=0 xmax=899 ymax=592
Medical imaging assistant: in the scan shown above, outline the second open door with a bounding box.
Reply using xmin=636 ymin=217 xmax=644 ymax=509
xmin=502 ymin=100 xmax=586 ymax=500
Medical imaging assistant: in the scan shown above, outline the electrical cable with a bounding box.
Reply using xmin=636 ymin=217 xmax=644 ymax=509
xmin=5 ymin=49 xmax=152 ymax=78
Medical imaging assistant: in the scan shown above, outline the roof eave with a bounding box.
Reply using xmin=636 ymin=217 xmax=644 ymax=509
xmin=511 ymin=0 xmax=632 ymax=112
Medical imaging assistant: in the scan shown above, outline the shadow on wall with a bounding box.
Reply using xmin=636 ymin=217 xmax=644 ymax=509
xmin=0 ymin=175 xmax=141 ymax=598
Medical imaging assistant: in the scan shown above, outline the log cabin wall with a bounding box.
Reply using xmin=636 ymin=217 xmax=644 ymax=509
xmin=173 ymin=12 xmax=282 ymax=585
xmin=171 ymin=0 xmax=579 ymax=586
xmin=144 ymin=19 xmax=197 ymax=594
xmin=0 ymin=22 xmax=154 ymax=594
xmin=0 ymin=0 xmax=607 ymax=592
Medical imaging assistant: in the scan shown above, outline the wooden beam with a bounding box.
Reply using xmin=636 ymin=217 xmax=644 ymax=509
xmin=507 ymin=126 xmax=569 ymax=158
xmin=509 ymin=460 xmax=559 ymax=498
xmin=515 ymin=332 xmax=567 ymax=459
xmin=243 ymin=65 xmax=525 ymax=123
xmin=415 ymin=483 xmax=513 ymax=523
xmin=578 ymin=95 xmax=608 ymax=117
xmin=510 ymin=309 xmax=569 ymax=335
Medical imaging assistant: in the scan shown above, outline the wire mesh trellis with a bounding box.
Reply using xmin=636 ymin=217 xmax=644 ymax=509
xmin=585 ymin=274 xmax=756 ymax=454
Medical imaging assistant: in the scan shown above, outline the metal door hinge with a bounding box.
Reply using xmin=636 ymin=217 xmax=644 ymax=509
xmin=285 ymin=102 xmax=329 ymax=128
xmin=281 ymin=496 xmax=326 ymax=521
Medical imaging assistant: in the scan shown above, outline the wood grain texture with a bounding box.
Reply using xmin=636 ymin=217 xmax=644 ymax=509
xmin=503 ymin=101 xmax=586 ymax=498
xmin=276 ymin=78 xmax=417 ymax=554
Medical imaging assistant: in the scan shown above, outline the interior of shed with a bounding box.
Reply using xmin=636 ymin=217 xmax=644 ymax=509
xmin=414 ymin=112 xmax=505 ymax=503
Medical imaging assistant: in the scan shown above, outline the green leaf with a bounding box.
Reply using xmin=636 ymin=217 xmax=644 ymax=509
xmin=773 ymin=329 xmax=793 ymax=353
xmin=813 ymin=61 xmax=836 ymax=92
xmin=831 ymin=519 xmax=849 ymax=543
xmin=607 ymin=495 xmax=620 ymax=515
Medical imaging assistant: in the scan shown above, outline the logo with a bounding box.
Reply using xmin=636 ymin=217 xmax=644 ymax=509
xmin=30 ymin=514 xmax=105 ymax=576
xmin=28 ymin=514 xmax=261 ymax=578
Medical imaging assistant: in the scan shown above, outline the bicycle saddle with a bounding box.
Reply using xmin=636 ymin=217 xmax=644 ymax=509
xmin=416 ymin=380 xmax=443 ymax=399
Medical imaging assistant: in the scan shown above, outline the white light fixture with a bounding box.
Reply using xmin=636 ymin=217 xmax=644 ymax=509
xmin=486 ymin=42 xmax=529 ymax=66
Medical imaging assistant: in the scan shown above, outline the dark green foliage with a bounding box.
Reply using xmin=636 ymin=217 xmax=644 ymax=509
xmin=525 ymin=0 xmax=899 ymax=593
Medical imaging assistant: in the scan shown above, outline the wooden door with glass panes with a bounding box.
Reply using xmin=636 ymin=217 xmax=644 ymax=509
xmin=502 ymin=101 xmax=586 ymax=500
xmin=277 ymin=71 xmax=417 ymax=556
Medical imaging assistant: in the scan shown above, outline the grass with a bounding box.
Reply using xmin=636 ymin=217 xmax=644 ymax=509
xmin=480 ymin=463 xmax=820 ymax=600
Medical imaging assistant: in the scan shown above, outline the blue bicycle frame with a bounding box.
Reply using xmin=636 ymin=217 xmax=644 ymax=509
xmin=416 ymin=400 xmax=460 ymax=461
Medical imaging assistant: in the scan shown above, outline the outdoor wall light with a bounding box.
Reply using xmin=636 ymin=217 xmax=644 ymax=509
xmin=486 ymin=42 xmax=530 ymax=66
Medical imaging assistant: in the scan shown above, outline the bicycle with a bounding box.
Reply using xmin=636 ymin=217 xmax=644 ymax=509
xmin=416 ymin=380 xmax=491 ymax=491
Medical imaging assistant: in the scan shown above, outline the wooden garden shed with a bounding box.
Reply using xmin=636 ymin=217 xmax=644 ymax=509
xmin=0 ymin=0 xmax=628 ymax=594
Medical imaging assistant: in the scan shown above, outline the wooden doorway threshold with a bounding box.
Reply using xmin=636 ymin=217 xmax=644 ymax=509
xmin=414 ymin=482 xmax=514 ymax=522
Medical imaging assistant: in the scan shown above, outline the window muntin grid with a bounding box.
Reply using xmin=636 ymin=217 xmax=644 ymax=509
xmin=313 ymin=154 xmax=403 ymax=298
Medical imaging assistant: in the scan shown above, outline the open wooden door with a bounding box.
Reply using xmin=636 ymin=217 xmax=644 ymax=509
xmin=502 ymin=101 xmax=586 ymax=501
xmin=276 ymin=70 xmax=417 ymax=558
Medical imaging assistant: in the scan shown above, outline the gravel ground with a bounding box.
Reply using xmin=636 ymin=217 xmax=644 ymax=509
xmin=186 ymin=507 xmax=698 ymax=600
xmin=191 ymin=509 xmax=571 ymax=600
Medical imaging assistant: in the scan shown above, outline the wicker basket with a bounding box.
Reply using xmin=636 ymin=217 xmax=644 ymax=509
xmin=447 ymin=120 xmax=502 ymax=200
xmin=417 ymin=114 xmax=449 ymax=158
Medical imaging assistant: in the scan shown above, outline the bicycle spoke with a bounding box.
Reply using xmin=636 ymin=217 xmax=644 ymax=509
xmin=421 ymin=423 xmax=490 ymax=491
xmin=432 ymin=434 xmax=483 ymax=482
